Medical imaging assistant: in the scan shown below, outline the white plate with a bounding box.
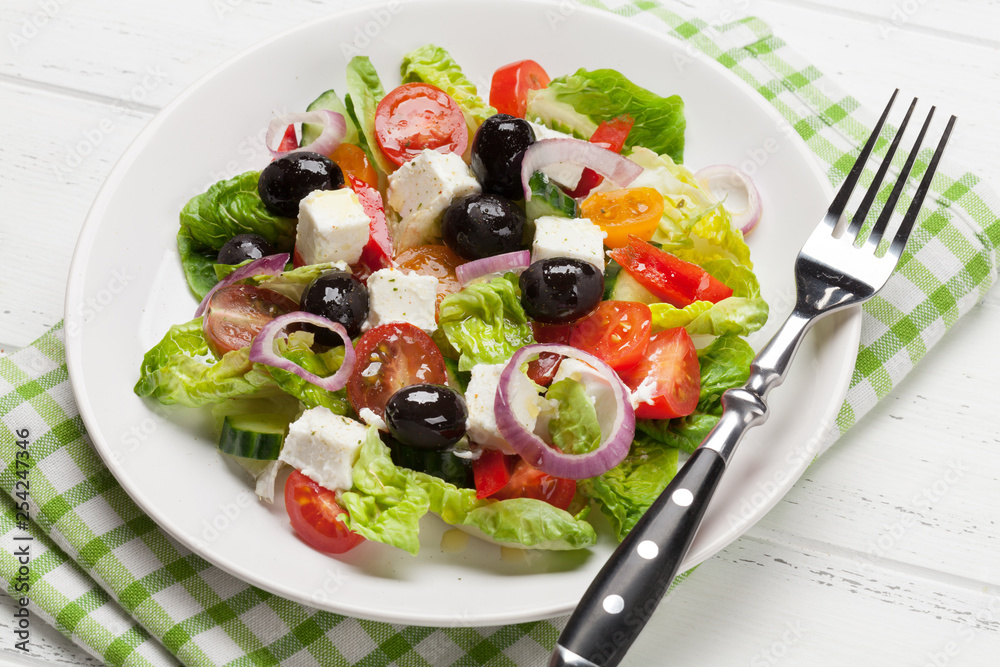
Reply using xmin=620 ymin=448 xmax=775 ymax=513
xmin=65 ymin=0 xmax=860 ymax=626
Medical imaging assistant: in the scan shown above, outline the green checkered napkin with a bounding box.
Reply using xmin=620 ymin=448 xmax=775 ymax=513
xmin=3 ymin=1 xmax=998 ymax=665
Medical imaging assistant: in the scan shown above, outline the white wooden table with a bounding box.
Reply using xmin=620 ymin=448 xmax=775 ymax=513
xmin=2 ymin=0 xmax=999 ymax=665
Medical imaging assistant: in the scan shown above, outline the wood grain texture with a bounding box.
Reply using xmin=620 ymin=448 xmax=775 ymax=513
xmin=1 ymin=0 xmax=999 ymax=665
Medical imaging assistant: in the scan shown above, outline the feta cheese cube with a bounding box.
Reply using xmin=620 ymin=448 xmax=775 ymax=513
xmin=531 ymin=216 xmax=607 ymax=269
xmin=279 ymin=407 xmax=368 ymax=492
xmin=464 ymin=363 xmax=514 ymax=454
xmin=366 ymin=268 xmax=439 ymax=333
xmin=296 ymin=188 xmax=371 ymax=265
xmin=528 ymin=121 xmax=585 ymax=190
xmin=386 ymin=149 xmax=481 ymax=253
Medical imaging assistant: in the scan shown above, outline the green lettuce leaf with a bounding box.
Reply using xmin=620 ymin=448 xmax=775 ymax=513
xmin=339 ymin=428 xmax=430 ymax=555
xmin=637 ymin=413 xmax=719 ymax=454
xmin=400 ymin=44 xmax=495 ymax=131
xmin=546 ymin=378 xmax=602 ymax=455
xmin=579 ymin=434 xmax=680 ymax=540
xmin=622 ymin=147 xmax=753 ymax=268
xmin=177 ymin=227 xmax=220 ymax=300
xmin=179 ymin=171 xmax=296 ymax=253
xmin=247 ymin=262 xmax=342 ymax=302
xmin=526 ymin=68 xmax=686 ymax=162
xmin=267 ymin=332 xmax=352 ymax=415
xmin=134 ymin=318 xmax=276 ymax=407
xmin=340 ymin=429 xmax=596 ymax=552
xmin=438 ymin=273 xmax=535 ymax=372
xmin=345 ymin=56 xmax=394 ymax=176
xmin=696 ymin=333 xmax=754 ymax=414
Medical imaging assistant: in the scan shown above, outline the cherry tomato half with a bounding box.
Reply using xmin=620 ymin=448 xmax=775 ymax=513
xmin=473 ymin=449 xmax=511 ymax=499
xmin=347 ymin=322 xmax=448 ymax=417
xmin=374 ymin=83 xmax=468 ymax=166
xmin=394 ymin=245 xmax=465 ymax=313
xmin=331 ymin=143 xmax=377 ymax=189
xmin=608 ymin=237 xmax=733 ymax=308
xmin=618 ymin=327 xmax=700 ymax=420
xmin=580 ymin=188 xmax=664 ymax=249
xmin=284 ymin=470 xmax=364 ymax=554
xmin=491 ymin=458 xmax=576 ymax=511
xmin=569 ymin=301 xmax=652 ymax=371
xmin=202 ymin=284 xmax=298 ymax=357
xmin=489 ymin=59 xmax=550 ymax=118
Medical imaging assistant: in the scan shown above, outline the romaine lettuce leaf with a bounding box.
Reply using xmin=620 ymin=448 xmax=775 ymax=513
xmin=339 ymin=428 xmax=430 ymax=555
xmin=179 ymin=171 xmax=296 ymax=253
xmin=177 ymin=227 xmax=220 ymax=300
xmin=400 ymin=44 xmax=495 ymax=131
xmin=133 ymin=318 xmax=276 ymax=407
xmin=651 ymin=298 xmax=768 ymax=337
xmin=526 ymin=68 xmax=686 ymax=162
xmin=578 ymin=434 xmax=679 ymax=540
xmin=247 ymin=262 xmax=344 ymax=302
xmin=637 ymin=413 xmax=719 ymax=454
xmin=340 ymin=428 xmax=597 ymax=552
xmin=438 ymin=273 xmax=535 ymax=372
xmin=345 ymin=56 xmax=394 ymax=176
xmin=546 ymin=378 xmax=602 ymax=455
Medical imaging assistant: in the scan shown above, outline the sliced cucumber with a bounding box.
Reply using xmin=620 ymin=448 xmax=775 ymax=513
xmin=525 ymin=172 xmax=577 ymax=223
xmin=385 ymin=437 xmax=473 ymax=488
xmin=610 ymin=270 xmax=659 ymax=305
xmin=303 ymin=89 xmax=360 ymax=147
xmin=218 ymin=413 xmax=288 ymax=460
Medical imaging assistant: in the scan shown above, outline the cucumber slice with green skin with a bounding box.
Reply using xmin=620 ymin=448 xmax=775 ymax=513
xmin=303 ymin=89 xmax=360 ymax=147
xmin=525 ymin=172 xmax=577 ymax=223
xmin=384 ymin=436 xmax=474 ymax=488
xmin=603 ymin=259 xmax=623 ymax=301
xmin=218 ymin=414 xmax=288 ymax=460
xmin=610 ymin=269 xmax=659 ymax=304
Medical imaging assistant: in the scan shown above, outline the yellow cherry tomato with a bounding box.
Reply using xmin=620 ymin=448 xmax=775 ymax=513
xmin=329 ymin=143 xmax=378 ymax=189
xmin=580 ymin=187 xmax=664 ymax=248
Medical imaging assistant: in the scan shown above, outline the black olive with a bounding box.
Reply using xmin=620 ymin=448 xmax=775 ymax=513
xmin=299 ymin=270 xmax=369 ymax=342
xmin=519 ymin=258 xmax=604 ymax=324
xmin=258 ymin=152 xmax=345 ymax=217
xmin=441 ymin=193 xmax=526 ymax=260
xmin=471 ymin=114 xmax=535 ymax=200
xmin=216 ymin=233 xmax=275 ymax=265
xmin=385 ymin=384 xmax=468 ymax=451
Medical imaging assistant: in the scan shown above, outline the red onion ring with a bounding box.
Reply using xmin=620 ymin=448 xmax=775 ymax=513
xmin=194 ymin=253 xmax=289 ymax=317
xmin=521 ymin=138 xmax=643 ymax=202
xmin=248 ymin=311 xmax=355 ymax=392
xmin=694 ymin=165 xmax=763 ymax=235
xmin=455 ymin=250 xmax=530 ymax=285
xmin=266 ymin=110 xmax=346 ymax=159
xmin=494 ymin=344 xmax=635 ymax=479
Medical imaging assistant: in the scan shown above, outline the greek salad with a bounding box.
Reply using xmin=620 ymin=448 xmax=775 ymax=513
xmin=135 ymin=45 xmax=768 ymax=556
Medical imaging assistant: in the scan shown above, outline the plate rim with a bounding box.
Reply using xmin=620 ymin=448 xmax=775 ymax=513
xmin=64 ymin=0 xmax=861 ymax=626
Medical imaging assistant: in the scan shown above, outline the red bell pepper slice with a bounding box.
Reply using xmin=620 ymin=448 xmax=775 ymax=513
xmin=348 ymin=175 xmax=394 ymax=273
xmin=609 ymin=237 xmax=733 ymax=308
xmin=473 ymin=449 xmax=512 ymax=499
xmin=276 ymin=124 xmax=298 ymax=153
xmin=565 ymin=115 xmax=634 ymax=199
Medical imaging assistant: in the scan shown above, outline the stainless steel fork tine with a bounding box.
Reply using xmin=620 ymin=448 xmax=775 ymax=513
xmin=866 ymin=106 xmax=935 ymax=248
xmin=887 ymin=114 xmax=957 ymax=258
xmin=847 ymin=97 xmax=918 ymax=240
xmin=826 ymin=89 xmax=898 ymax=225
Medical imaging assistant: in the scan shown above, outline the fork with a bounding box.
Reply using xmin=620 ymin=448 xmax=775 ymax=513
xmin=550 ymin=91 xmax=956 ymax=667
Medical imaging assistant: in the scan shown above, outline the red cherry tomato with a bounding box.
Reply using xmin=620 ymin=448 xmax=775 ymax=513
xmin=609 ymin=237 xmax=733 ymax=308
xmin=618 ymin=327 xmax=700 ymax=420
xmin=568 ymin=301 xmax=652 ymax=371
xmin=202 ymin=284 xmax=298 ymax=357
xmin=565 ymin=115 xmax=634 ymax=198
xmin=374 ymin=83 xmax=468 ymax=166
xmin=347 ymin=322 xmax=448 ymax=417
xmin=473 ymin=449 xmax=512 ymax=499
xmin=284 ymin=470 xmax=364 ymax=554
xmin=491 ymin=458 xmax=576 ymax=511
xmin=489 ymin=59 xmax=551 ymax=118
